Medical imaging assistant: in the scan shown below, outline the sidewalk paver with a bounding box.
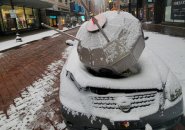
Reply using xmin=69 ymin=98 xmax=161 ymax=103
xmin=0 ymin=27 xmax=79 ymax=130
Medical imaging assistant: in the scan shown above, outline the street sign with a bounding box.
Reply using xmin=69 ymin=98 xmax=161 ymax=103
xmin=171 ymin=0 xmax=185 ymax=20
xmin=9 ymin=10 xmax=17 ymax=18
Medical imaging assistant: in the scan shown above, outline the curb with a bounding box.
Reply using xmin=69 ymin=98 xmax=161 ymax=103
xmin=0 ymin=26 xmax=80 ymax=53
xmin=142 ymin=23 xmax=185 ymax=38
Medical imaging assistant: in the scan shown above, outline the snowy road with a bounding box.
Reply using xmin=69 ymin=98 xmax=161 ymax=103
xmin=145 ymin=31 xmax=185 ymax=113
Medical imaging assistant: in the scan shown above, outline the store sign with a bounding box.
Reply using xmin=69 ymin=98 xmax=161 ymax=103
xmin=171 ymin=0 xmax=185 ymax=20
xmin=9 ymin=10 xmax=17 ymax=18
xmin=49 ymin=16 xmax=57 ymax=19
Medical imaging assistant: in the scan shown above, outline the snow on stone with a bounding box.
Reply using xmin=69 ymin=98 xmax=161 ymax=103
xmin=101 ymin=124 xmax=108 ymax=130
xmin=145 ymin=123 xmax=153 ymax=130
xmin=0 ymin=59 xmax=64 ymax=130
xmin=0 ymin=53 xmax=4 ymax=58
xmin=56 ymin=121 xmax=66 ymax=130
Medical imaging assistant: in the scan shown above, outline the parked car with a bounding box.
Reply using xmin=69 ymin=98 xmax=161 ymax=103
xmin=59 ymin=44 xmax=183 ymax=130
xmin=59 ymin=11 xmax=183 ymax=130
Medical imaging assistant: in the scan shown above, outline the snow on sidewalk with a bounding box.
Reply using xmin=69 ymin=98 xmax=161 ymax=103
xmin=0 ymin=26 xmax=79 ymax=52
xmin=0 ymin=30 xmax=57 ymax=52
xmin=0 ymin=47 xmax=71 ymax=130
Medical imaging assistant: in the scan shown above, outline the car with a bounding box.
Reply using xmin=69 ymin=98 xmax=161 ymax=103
xmin=59 ymin=43 xmax=183 ymax=130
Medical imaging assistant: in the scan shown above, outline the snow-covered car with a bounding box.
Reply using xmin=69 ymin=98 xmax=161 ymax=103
xmin=59 ymin=45 xmax=183 ymax=130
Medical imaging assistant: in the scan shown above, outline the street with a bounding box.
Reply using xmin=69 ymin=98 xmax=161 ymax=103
xmin=0 ymin=28 xmax=185 ymax=130
xmin=0 ymin=28 xmax=79 ymax=130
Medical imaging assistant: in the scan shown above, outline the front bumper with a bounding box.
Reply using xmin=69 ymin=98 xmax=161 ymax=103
xmin=61 ymin=99 xmax=183 ymax=130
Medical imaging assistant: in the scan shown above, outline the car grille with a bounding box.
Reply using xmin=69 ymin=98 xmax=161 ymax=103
xmin=89 ymin=91 xmax=158 ymax=111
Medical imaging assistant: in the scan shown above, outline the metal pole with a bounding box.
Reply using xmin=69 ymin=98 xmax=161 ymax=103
xmin=41 ymin=23 xmax=81 ymax=42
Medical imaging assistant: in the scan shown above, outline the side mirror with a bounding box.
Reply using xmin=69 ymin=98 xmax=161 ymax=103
xmin=65 ymin=40 xmax=74 ymax=46
xmin=144 ymin=37 xmax=149 ymax=40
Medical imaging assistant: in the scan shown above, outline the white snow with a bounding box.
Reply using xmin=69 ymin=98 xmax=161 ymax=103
xmin=0 ymin=26 xmax=80 ymax=52
xmin=145 ymin=123 xmax=153 ymax=130
xmin=60 ymin=30 xmax=185 ymax=122
xmin=101 ymin=124 xmax=108 ymax=130
xmin=0 ymin=58 xmax=65 ymax=129
xmin=0 ymin=53 xmax=4 ymax=58
xmin=144 ymin=31 xmax=185 ymax=114
xmin=0 ymin=30 xmax=57 ymax=52
xmin=76 ymin=11 xmax=141 ymax=50
xmin=65 ymin=47 xmax=164 ymax=90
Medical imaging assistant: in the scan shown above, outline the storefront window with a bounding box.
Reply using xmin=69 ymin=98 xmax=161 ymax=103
xmin=1 ymin=5 xmax=16 ymax=31
xmin=165 ymin=0 xmax=184 ymax=23
xmin=14 ymin=6 xmax=26 ymax=29
xmin=25 ymin=8 xmax=33 ymax=28
xmin=33 ymin=9 xmax=40 ymax=28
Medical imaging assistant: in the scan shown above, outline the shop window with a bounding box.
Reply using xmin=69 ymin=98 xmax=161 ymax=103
xmin=25 ymin=8 xmax=33 ymax=28
xmin=1 ymin=5 xmax=16 ymax=31
xmin=25 ymin=8 xmax=39 ymax=28
xmin=33 ymin=9 xmax=40 ymax=28
xmin=14 ymin=6 xmax=27 ymax=29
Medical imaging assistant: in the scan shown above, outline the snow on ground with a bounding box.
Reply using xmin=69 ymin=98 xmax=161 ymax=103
xmin=0 ymin=30 xmax=57 ymax=52
xmin=0 ymin=25 xmax=80 ymax=52
xmin=0 ymin=53 xmax=4 ymax=58
xmin=144 ymin=31 xmax=185 ymax=114
xmin=0 ymin=47 xmax=71 ymax=129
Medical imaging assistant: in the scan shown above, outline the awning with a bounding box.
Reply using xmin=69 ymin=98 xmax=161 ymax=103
xmin=0 ymin=0 xmax=53 ymax=8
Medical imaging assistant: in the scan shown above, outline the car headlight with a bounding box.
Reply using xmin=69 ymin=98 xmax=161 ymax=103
xmin=165 ymin=71 xmax=182 ymax=101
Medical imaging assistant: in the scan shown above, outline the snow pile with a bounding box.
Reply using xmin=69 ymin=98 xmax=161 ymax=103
xmin=0 ymin=59 xmax=64 ymax=130
xmin=66 ymin=48 xmax=164 ymax=90
xmin=101 ymin=124 xmax=108 ymax=130
xmin=145 ymin=123 xmax=153 ymax=130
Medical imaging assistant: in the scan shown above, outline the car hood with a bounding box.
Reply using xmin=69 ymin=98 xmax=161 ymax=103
xmin=65 ymin=47 xmax=170 ymax=90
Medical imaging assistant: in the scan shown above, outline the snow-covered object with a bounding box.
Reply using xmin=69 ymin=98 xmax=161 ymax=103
xmin=101 ymin=124 xmax=108 ymax=130
xmin=76 ymin=11 xmax=145 ymax=74
xmin=145 ymin=123 xmax=153 ymax=130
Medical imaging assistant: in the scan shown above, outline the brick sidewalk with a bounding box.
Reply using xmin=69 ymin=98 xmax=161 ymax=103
xmin=0 ymin=28 xmax=79 ymax=111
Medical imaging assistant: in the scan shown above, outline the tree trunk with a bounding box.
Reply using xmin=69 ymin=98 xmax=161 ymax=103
xmin=154 ymin=0 xmax=166 ymax=24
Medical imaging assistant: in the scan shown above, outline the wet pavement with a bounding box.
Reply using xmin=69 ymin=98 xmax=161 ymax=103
xmin=142 ymin=23 xmax=185 ymax=37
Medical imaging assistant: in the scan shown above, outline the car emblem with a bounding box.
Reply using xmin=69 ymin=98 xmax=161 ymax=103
xmin=116 ymin=97 xmax=131 ymax=112
xmin=122 ymin=121 xmax=130 ymax=128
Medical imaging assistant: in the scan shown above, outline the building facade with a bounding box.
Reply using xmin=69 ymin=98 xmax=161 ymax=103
xmin=165 ymin=0 xmax=185 ymax=23
xmin=0 ymin=0 xmax=52 ymax=34
xmin=42 ymin=0 xmax=71 ymax=28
